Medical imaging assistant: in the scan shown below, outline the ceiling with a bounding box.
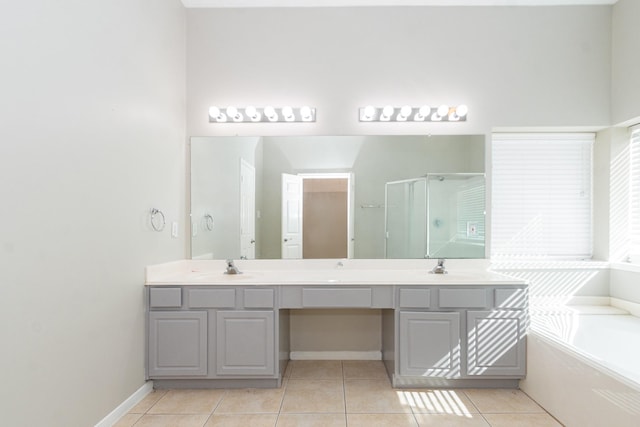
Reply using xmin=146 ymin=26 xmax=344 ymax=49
xmin=181 ymin=0 xmax=617 ymax=8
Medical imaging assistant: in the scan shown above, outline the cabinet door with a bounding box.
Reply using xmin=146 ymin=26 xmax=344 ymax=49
xmin=467 ymin=310 xmax=526 ymax=376
xmin=216 ymin=311 xmax=275 ymax=376
xmin=399 ymin=311 xmax=461 ymax=378
xmin=148 ymin=311 xmax=207 ymax=377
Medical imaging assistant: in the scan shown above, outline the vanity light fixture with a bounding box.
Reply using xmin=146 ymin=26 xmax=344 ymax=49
xmin=208 ymin=105 xmax=316 ymax=123
xmin=359 ymin=104 xmax=468 ymax=122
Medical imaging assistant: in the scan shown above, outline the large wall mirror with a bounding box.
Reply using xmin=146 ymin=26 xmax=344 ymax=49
xmin=190 ymin=135 xmax=485 ymax=260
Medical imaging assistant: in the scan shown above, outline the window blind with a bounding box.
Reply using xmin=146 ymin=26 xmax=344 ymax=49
xmin=629 ymin=126 xmax=640 ymax=261
xmin=491 ymin=133 xmax=593 ymax=260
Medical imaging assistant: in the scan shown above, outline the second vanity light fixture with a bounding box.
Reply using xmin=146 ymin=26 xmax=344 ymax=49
xmin=359 ymin=104 xmax=468 ymax=122
xmin=209 ymin=105 xmax=316 ymax=123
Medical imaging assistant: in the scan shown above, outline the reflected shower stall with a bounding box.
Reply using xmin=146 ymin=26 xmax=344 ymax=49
xmin=385 ymin=173 xmax=485 ymax=259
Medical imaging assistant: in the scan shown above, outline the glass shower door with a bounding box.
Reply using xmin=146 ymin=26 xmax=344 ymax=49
xmin=426 ymin=174 xmax=485 ymax=258
xmin=385 ymin=178 xmax=427 ymax=258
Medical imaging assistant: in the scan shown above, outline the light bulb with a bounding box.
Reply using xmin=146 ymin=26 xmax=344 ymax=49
xmin=398 ymin=105 xmax=412 ymax=121
xmin=437 ymin=104 xmax=449 ymax=118
xmin=381 ymin=105 xmax=394 ymax=121
xmin=264 ymin=105 xmax=277 ymax=121
xmin=245 ymin=105 xmax=260 ymax=121
xmin=226 ymin=106 xmax=238 ymax=117
xmin=456 ymin=104 xmax=468 ymax=118
xmin=209 ymin=106 xmax=221 ymax=119
xmin=414 ymin=105 xmax=430 ymax=121
xmin=282 ymin=106 xmax=294 ymax=121
xmin=226 ymin=106 xmax=243 ymax=121
xmin=300 ymin=106 xmax=313 ymax=121
xmin=362 ymin=105 xmax=375 ymax=121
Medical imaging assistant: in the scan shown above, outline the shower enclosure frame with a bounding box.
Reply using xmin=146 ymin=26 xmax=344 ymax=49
xmin=384 ymin=173 xmax=485 ymax=259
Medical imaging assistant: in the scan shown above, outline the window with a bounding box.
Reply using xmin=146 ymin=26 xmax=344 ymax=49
xmin=491 ymin=133 xmax=593 ymax=260
xmin=629 ymin=126 xmax=640 ymax=262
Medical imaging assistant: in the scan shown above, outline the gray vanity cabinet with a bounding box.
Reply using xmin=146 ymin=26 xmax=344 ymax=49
xmin=215 ymin=310 xmax=275 ymax=376
xmin=147 ymin=286 xmax=282 ymax=385
xmin=466 ymin=310 xmax=526 ymax=377
xmin=148 ymin=310 xmax=208 ymax=377
xmin=392 ymin=285 xmax=528 ymax=386
xmin=399 ymin=311 xmax=461 ymax=378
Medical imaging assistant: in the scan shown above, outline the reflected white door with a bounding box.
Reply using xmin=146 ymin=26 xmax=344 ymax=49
xmin=240 ymin=159 xmax=256 ymax=259
xmin=281 ymin=173 xmax=303 ymax=259
xmin=347 ymin=172 xmax=355 ymax=259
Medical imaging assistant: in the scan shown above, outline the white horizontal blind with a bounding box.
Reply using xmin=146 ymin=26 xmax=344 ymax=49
xmin=456 ymin=175 xmax=485 ymax=241
xmin=491 ymin=133 xmax=593 ymax=260
xmin=630 ymin=126 xmax=640 ymax=262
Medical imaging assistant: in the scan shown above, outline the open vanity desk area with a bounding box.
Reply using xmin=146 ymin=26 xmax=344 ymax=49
xmin=145 ymin=259 xmax=528 ymax=390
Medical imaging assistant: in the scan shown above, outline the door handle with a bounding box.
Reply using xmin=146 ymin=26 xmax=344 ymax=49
xmin=250 ymin=239 xmax=256 ymax=244
xmin=284 ymin=238 xmax=290 ymax=242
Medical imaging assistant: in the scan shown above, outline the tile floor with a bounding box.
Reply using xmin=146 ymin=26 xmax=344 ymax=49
xmin=114 ymin=360 xmax=562 ymax=427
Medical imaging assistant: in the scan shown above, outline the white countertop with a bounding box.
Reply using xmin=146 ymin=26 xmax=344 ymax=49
xmin=145 ymin=259 xmax=526 ymax=286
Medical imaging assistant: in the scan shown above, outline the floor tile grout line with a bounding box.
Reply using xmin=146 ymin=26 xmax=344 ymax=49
xmin=200 ymin=389 xmax=227 ymax=426
xmin=341 ymin=360 xmax=348 ymax=425
xmin=274 ymin=361 xmax=290 ymax=427
xmin=520 ymin=387 xmax=565 ymax=424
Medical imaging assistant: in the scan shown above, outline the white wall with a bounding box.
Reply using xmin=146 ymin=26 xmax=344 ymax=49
xmin=612 ymin=0 xmax=640 ymax=125
xmin=0 ymin=1 xmax=186 ymax=426
xmin=187 ymin=6 xmax=611 ymax=137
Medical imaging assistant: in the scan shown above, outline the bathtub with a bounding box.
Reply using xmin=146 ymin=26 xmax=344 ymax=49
xmin=520 ymin=305 xmax=640 ymax=427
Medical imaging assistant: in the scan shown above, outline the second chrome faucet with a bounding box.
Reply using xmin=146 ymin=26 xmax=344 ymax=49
xmin=430 ymin=258 xmax=447 ymax=274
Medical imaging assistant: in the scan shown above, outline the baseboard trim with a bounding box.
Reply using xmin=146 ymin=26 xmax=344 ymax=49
xmin=94 ymin=381 xmax=153 ymax=427
xmin=290 ymin=351 xmax=381 ymax=360
xmin=610 ymin=297 xmax=640 ymax=317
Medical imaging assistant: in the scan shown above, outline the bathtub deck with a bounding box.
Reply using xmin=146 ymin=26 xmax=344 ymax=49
xmin=531 ymin=305 xmax=640 ymax=387
xmin=521 ymin=304 xmax=640 ymax=426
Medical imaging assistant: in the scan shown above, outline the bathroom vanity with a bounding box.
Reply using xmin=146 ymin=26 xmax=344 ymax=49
xmin=145 ymin=259 xmax=528 ymax=389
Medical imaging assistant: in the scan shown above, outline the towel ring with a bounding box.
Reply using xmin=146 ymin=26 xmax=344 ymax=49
xmin=150 ymin=208 xmax=166 ymax=232
xmin=204 ymin=214 xmax=214 ymax=231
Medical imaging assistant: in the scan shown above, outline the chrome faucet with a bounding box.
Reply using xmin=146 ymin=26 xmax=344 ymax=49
xmin=430 ymin=258 xmax=447 ymax=274
xmin=225 ymin=259 xmax=242 ymax=275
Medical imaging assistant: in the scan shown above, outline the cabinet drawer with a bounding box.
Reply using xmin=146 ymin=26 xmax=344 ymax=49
xmin=302 ymin=288 xmax=372 ymax=307
xmin=149 ymin=287 xmax=182 ymax=308
xmin=244 ymin=288 xmax=275 ymax=308
xmin=188 ymin=288 xmax=236 ymax=308
xmin=495 ymin=288 xmax=527 ymax=309
xmin=439 ymin=288 xmax=487 ymax=308
xmin=399 ymin=288 xmax=431 ymax=308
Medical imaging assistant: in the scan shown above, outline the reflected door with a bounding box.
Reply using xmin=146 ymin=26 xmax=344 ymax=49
xmin=281 ymin=173 xmax=303 ymax=259
xmin=240 ymin=159 xmax=256 ymax=259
